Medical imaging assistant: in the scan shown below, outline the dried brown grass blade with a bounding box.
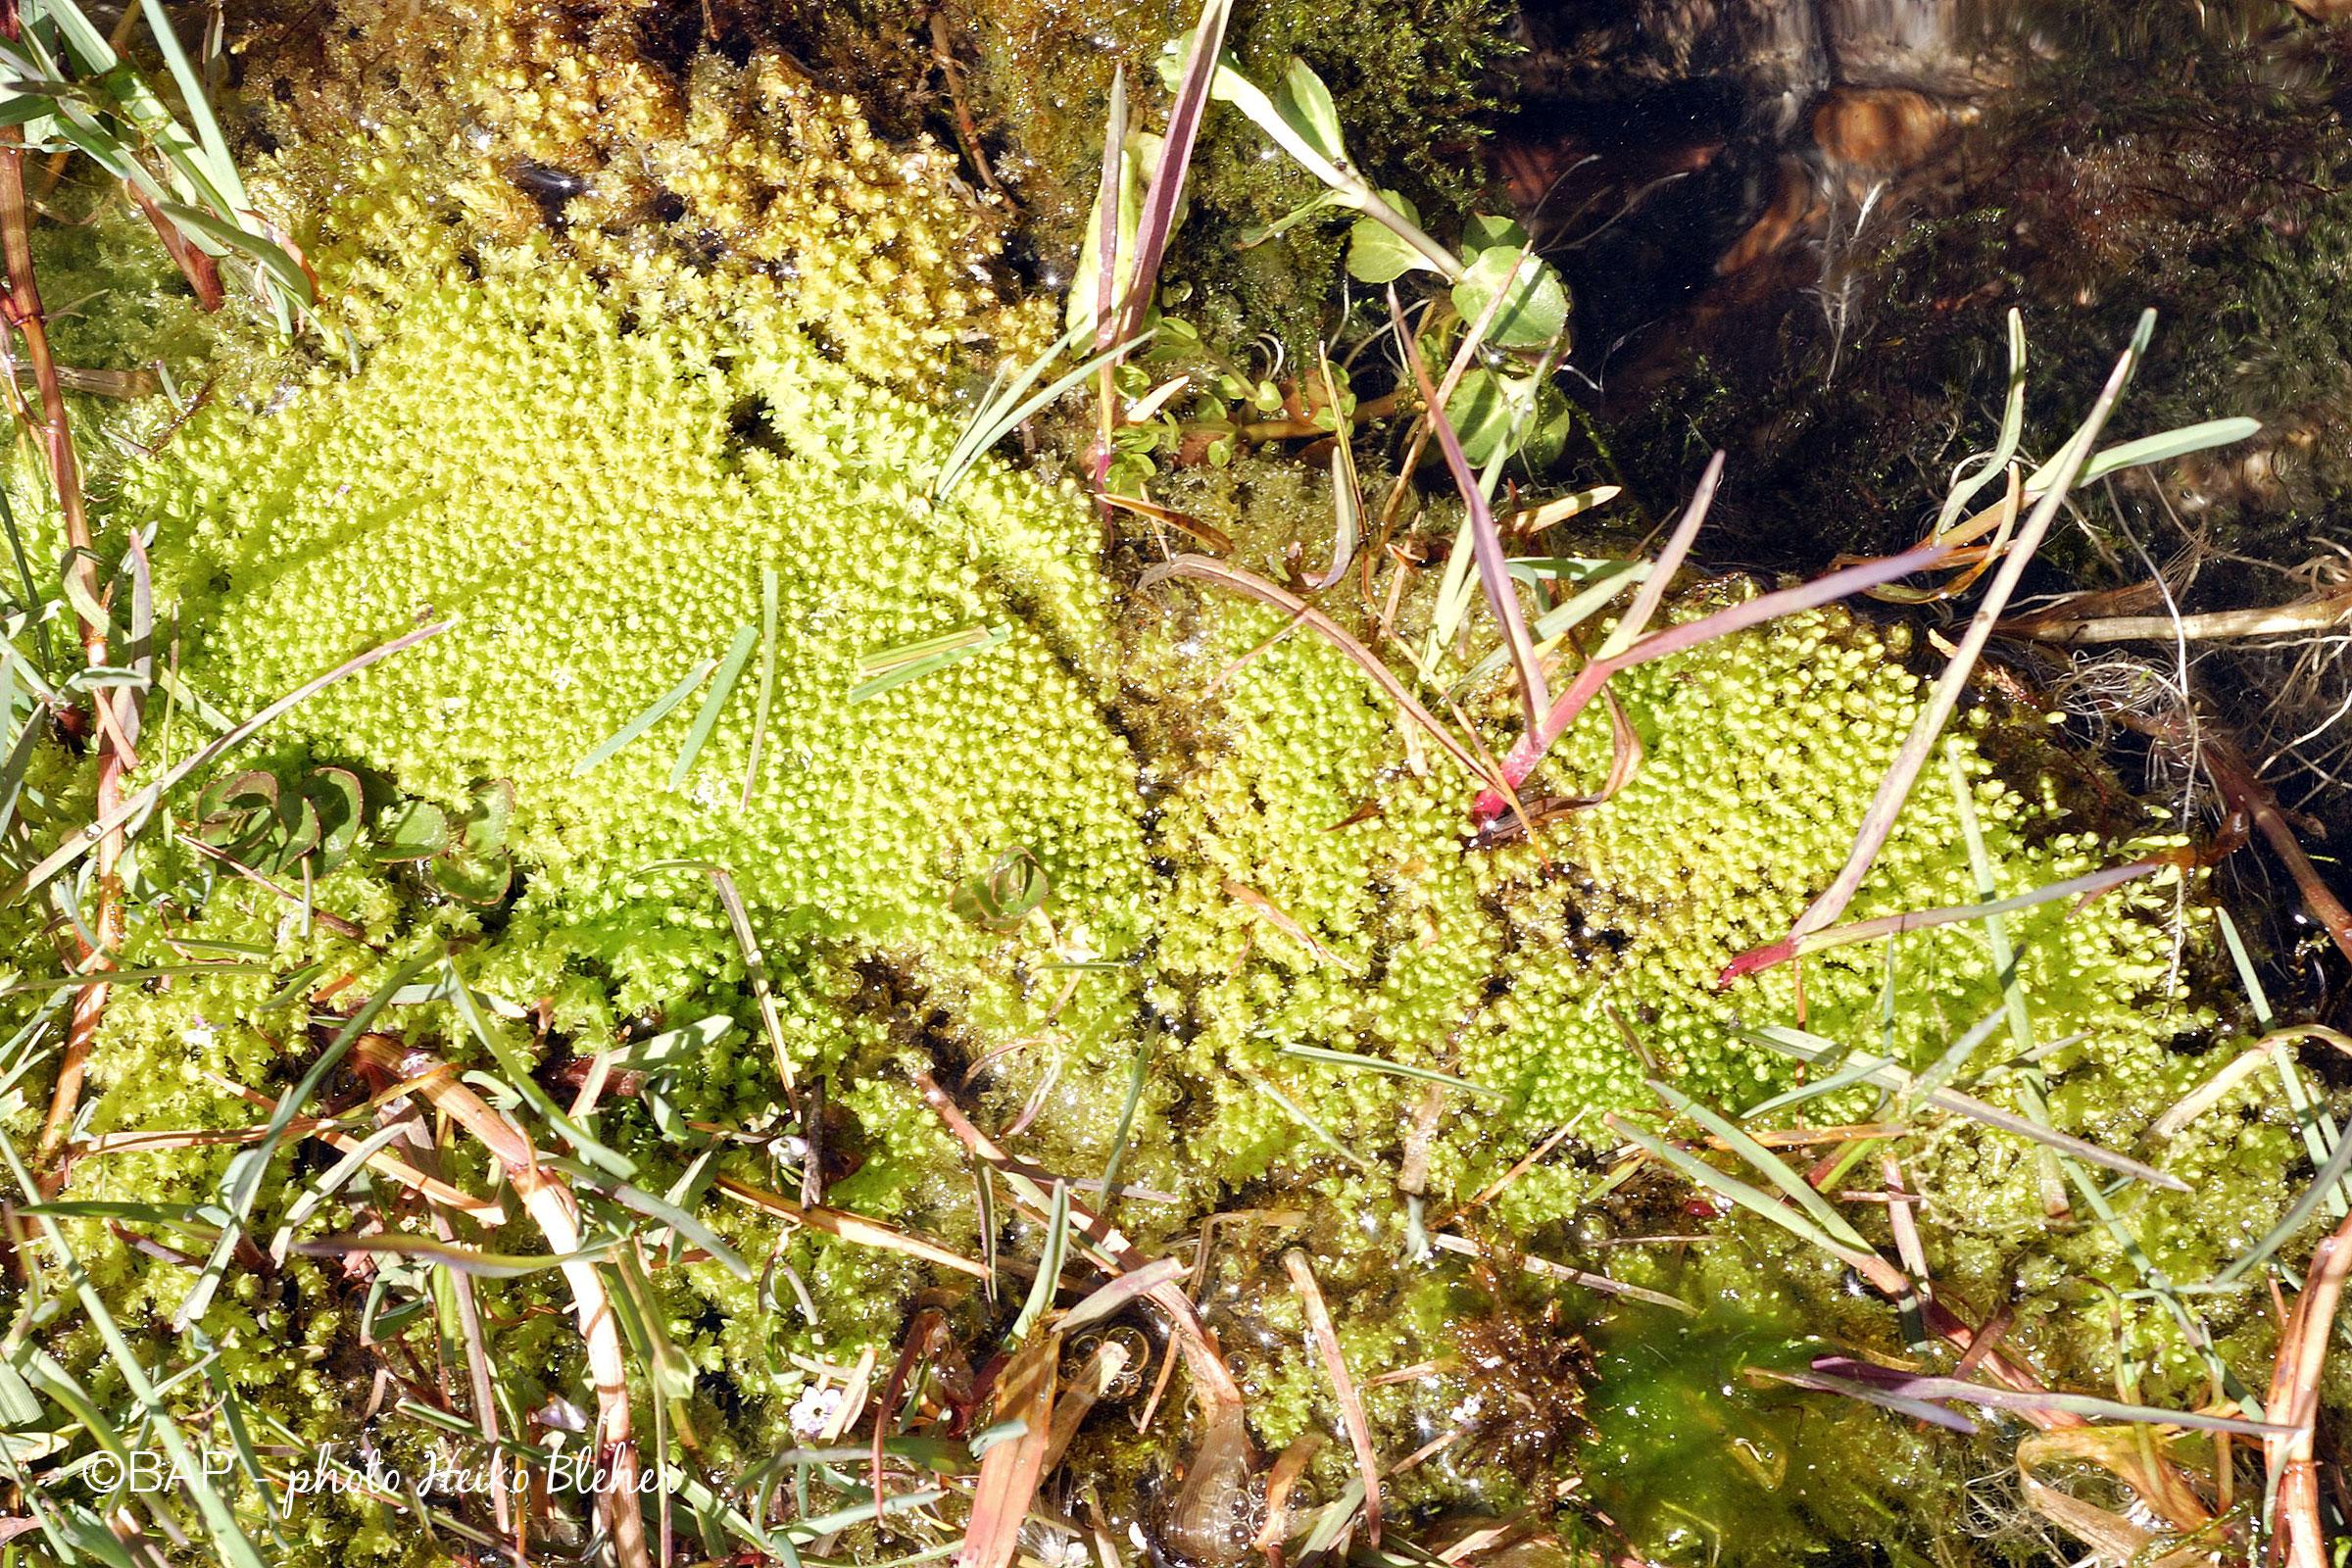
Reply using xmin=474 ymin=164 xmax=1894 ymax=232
xmin=2265 ymin=1203 xmax=2352 ymax=1568
xmin=1284 ymin=1249 xmax=1382 ymax=1544
xmin=353 ymin=1036 xmax=649 ymax=1568
xmin=1223 ymin=880 xmax=1348 ymax=968
xmin=711 ymin=1174 xmax=989 ymax=1279
xmin=210 ymin=1076 xmax=507 ymax=1224
xmin=1099 ymin=492 xmax=1235 ymax=554
xmin=1250 ymin=1433 xmax=1327 ymax=1557
xmin=957 ymin=1336 xmax=1062 ymax=1568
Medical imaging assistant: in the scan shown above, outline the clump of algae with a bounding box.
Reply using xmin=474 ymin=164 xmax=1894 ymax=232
xmin=5 ymin=9 xmax=2303 ymax=1562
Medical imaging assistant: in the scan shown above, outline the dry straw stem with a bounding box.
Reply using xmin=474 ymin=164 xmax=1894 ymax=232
xmin=711 ymin=1173 xmax=990 ymax=1279
xmin=909 ymin=1070 xmax=1243 ymax=1412
xmin=956 ymin=1336 xmax=1060 ymax=1568
xmin=205 ymin=1076 xmax=510 ymax=1223
xmin=2151 ymin=1026 xmax=2352 ymax=1141
xmin=1283 ymin=1248 xmax=1383 ymax=1544
xmin=1999 ymin=584 xmax=2352 ymax=646
xmin=353 ymin=1034 xmax=651 ymax=1568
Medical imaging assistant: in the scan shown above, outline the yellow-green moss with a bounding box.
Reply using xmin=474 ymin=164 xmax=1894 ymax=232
xmin=9 ymin=17 xmax=2287 ymax=1559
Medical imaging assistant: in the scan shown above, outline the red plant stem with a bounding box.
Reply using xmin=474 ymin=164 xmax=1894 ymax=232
xmin=1388 ymin=287 xmax=1549 ymax=730
xmin=2203 ymin=736 xmax=2352 ymax=970
xmin=1108 ymin=0 xmax=1233 ymax=352
xmin=2264 ymin=1203 xmax=2352 ymax=1568
xmin=2115 ymin=710 xmax=2352 ymax=971
xmin=1470 ymin=540 xmax=1958 ymax=823
xmin=0 ymin=17 xmax=127 ymax=1188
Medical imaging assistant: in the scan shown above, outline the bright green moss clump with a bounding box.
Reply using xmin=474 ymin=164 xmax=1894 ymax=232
xmin=133 ymin=246 xmax=1148 ymax=1064
xmin=1143 ymin=584 xmax=2202 ymax=1220
xmin=20 ymin=18 xmax=2281 ymax=1561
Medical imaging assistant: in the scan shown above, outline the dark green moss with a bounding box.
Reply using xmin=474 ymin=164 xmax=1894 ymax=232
xmin=944 ymin=0 xmax=1517 ymax=348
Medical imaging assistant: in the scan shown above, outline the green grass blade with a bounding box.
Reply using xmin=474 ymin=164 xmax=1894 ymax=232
xmin=741 ymin=565 xmax=779 ymax=808
xmin=442 ymin=961 xmax=637 ymax=1181
xmin=135 ymin=0 xmax=247 ymax=207
xmin=2219 ymin=1117 xmax=2352 ymax=1284
xmin=669 ymin=621 xmax=759 ymax=791
xmin=177 ymin=945 xmax=443 ymax=1331
xmin=1606 ymin=1113 xmax=1883 ymax=1274
xmin=849 ymin=622 xmax=1010 ymax=703
xmin=1903 ymin=1004 xmax=2009 ymax=1110
xmin=935 ymin=329 xmax=1149 ymax=503
xmin=573 ymin=653 xmax=716 ymax=776
xmin=1006 ymin=1178 xmax=1068 ymax=1346
xmin=1934 ymin=309 xmax=2028 ymax=536
xmin=1279 ymin=1043 xmax=1501 ymax=1098
xmin=0 ymin=1135 xmax=270 ymax=1568
xmin=1649 ymin=1081 xmax=1872 ymax=1251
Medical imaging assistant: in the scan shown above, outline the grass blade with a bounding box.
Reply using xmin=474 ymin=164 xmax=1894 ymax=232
xmin=740 ymin=565 xmax=779 ymax=808
xmin=1649 ymin=1080 xmax=1872 ymax=1251
xmin=1284 ymin=1248 xmax=1383 ymax=1544
xmin=1736 ymin=1029 xmax=2188 ymax=1192
xmin=1279 ymin=1042 xmax=1500 ymax=1098
xmin=850 ymin=622 xmax=1010 ymax=704
xmin=1932 ymin=309 xmax=2029 ymax=538
xmin=1808 ymin=1356 xmax=2287 ymax=1437
xmin=1720 ymin=858 xmax=2169 ymax=982
xmin=954 ymin=1337 xmax=1058 ymax=1568
xmin=669 ymin=620 xmax=759 ymax=790
xmin=0 ymin=1135 xmax=269 ymax=1568
xmin=1604 ymin=1112 xmax=1896 ymax=1284
xmin=1110 ymin=0 xmax=1236 ymax=348
xmin=1770 ymin=312 xmax=2156 ymax=950
xmin=1474 ymin=539 xmax=1956 ymax=823
xmin=1008 ymin=1179 xmax=1070 ymax=1345
xmin=574 ymin=652 xmax=717 ymax=776
xmin=1595 ymin=452 xmax=1724 ymax=661
xmin=934 ymin=326 xmax=1146 ymax=503
xmin=176 ymin=946 xmax=442 ymax=1330
xmin=1390 ymin=287 xmax=1549 ymax=728
xmin=1139 ymin=554 xmax=1491 ymax=781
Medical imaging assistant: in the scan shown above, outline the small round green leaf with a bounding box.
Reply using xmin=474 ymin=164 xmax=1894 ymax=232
xmin=1449 ymin=247 xmax=1569 ymax=350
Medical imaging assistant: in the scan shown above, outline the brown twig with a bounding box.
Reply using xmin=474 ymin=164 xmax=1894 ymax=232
xmin=1284 ymin=1249 xmax=1382 ymax=1544
xmin=1997 ymin=584 xmax=2352 ymax=647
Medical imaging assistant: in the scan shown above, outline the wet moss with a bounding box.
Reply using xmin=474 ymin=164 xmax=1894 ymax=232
xmin=8 ymin=6 xmax=2322 ymax=1561
xmin=935 ymin=0 xmax=1516 ymax=348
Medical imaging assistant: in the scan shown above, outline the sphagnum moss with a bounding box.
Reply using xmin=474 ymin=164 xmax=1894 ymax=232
xmin=8 ymin=20 xmax=2296 ymax=1566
